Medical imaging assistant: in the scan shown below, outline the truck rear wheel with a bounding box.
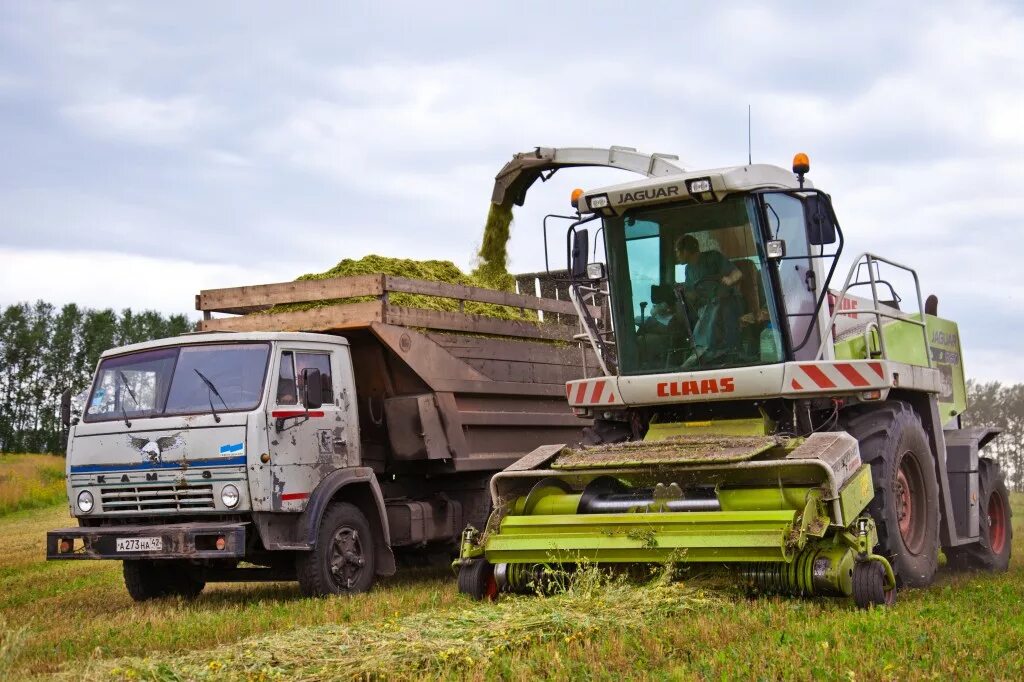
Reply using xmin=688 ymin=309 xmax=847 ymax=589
xmin=945 ymin=459 xmax=1012 ymax=572
xmin=843 ymin=401 xmax=940 ymax=587
xmin=296 ymin=502 xmax=376 ymax=597
xmin=123 ymin=560 xmax=205 ymax=601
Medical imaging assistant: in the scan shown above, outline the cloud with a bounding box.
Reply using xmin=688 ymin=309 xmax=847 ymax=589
xmin=62 ymin=93 xmax=213 ymax=144
xmin=0 ymin=247 xmax=296 ymax=316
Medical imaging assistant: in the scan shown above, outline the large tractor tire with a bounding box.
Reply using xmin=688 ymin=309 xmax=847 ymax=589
xmin=945 ymin=458 xmax=1012 ymax=572
xmin=123 ymin=560 xmax=205 ymax=601
xmin=843 ymin=401 xmax=940 ymax=588
xmin=296 ymin=502 xmax=376 ymax=597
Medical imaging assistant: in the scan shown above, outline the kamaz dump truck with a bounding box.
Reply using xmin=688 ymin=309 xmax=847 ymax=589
xmin=46 ymin=274 xmax=597 ymax=599
xmin=457 ymin=148 xmax=1012 ymax=607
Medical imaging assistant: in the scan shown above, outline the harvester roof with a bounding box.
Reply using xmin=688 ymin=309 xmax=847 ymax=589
xmin=578 ymin=163 xmax=809 ymax=216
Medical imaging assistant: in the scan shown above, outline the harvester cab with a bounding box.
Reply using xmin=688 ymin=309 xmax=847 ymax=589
xmin=458 ymin=147 xmax=1011 ymax=608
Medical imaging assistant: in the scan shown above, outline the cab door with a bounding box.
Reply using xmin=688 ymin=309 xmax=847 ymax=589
xmin=263 ymin=347 xmax=348 ymax=512
xmin=764 ymin=193 xmax=819 ymax=361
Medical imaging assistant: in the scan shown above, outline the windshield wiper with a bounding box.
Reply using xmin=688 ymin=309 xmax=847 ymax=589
xmin=194 ymin=369 xmax=229 ymax=423
xmin=117 ymin=370 xmax=139 ymax=428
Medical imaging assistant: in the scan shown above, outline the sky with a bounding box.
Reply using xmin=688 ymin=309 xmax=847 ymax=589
xmin=1 ymin=2 xmax=1022 ymax=382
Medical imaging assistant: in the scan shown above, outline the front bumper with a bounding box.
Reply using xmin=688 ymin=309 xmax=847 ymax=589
xmin=46 ymin=521 xmax=248 ymax=560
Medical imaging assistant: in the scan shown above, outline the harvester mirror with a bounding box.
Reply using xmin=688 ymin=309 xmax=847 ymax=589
xmin=766 ymin=239 xmax=786 ymax=260
xmin=300 ymin=368 xmax=323 ymax=410
xmin=804 ymin=194 xmax=837 ymax=245
xmin=571 ymin=229 xmax=589 ymax=279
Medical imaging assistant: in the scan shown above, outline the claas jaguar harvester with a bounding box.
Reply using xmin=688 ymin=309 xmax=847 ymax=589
xmin=457 ymin=147 xmax=1012 ymax=607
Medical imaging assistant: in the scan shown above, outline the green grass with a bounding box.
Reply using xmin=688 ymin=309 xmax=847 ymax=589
xmin=1 ymin=469 xmax=1022 ymax=679
xmin=0 ymin=453 xmax=65 ymax=516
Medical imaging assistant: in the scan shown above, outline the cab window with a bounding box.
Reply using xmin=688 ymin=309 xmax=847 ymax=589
xmin=276 ymin=352 xmax=297 ymax=405
xmin=296 ymin=352 xmax=334 ymax=405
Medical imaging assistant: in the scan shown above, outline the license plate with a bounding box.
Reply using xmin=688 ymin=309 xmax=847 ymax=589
xmin=116 ymin=537 xmax=163 ymax=552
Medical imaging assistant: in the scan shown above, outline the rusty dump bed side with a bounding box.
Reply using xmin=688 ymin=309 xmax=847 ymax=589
xmin=196 ymin=274 xmax=598 ymax=473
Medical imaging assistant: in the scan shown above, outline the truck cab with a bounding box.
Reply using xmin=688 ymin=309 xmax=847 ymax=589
xmin=48 ymin=331 xmax=397 ymax=598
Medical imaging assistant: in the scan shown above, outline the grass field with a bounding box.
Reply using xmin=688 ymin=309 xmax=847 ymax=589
xmin=1 ymin=458 xmax=1023 ymax=680
xmin=0 ymin=453 xmax=65 ymax=516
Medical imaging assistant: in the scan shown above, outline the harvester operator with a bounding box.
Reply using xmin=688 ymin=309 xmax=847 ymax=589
xmin=668 ymin=234 xmax=744 ymax=363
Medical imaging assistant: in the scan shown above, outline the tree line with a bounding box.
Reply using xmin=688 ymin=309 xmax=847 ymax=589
xmin=962 ymin=380 xmax=1024 ymax=491
xmin=0 ymin=301 xmax=192 ymax=453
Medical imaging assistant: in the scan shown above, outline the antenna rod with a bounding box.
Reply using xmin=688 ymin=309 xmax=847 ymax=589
xmin=747 ymin=104 xmax=752 ymax=165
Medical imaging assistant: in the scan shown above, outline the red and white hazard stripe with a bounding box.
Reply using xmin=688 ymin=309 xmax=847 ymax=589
xmin=783 ymin=361 xmax=887 ymax=394
xmin=566 ymin=377 xmax=624 ymax=406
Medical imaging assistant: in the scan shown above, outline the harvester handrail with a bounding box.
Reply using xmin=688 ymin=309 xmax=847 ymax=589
xmin=816 ymin=252 xmax=931 ymax=366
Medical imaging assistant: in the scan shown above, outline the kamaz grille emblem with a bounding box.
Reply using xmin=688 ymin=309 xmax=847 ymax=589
xmin=127 ymin=433 xmax=185 ymax=464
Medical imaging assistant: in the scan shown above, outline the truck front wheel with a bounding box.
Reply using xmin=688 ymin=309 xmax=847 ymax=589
xmin=296 ymin=502 xmax=376 ymax=597
xmin=123 ymin=560 xmax=205 ymax=601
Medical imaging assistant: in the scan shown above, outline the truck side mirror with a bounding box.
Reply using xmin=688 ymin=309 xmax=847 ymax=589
xmin=571 ymin=229 xmax=589 ymax=280
xmin=301 ymin=368 xmax=323 ymax=410
xmin=60 ymin=388 xmax=72 ymax=429
xmin=804 ymin=194 xmax=837 ymax=245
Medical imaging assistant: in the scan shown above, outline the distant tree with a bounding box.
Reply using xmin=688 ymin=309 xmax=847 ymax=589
xmin=0 ymin=301 xmax=195 ymax=454
xmin=963 ymin=380 xmax=1024 ymax=491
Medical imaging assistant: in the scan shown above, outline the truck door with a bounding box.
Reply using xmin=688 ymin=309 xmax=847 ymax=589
xmin=263 ymin=347 xmax=349 ymax=512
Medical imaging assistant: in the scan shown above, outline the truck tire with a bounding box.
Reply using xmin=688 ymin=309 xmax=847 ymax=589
xmin=945 ymin=459 xmax=1012 ymax=572
xmin=843 ymin=401 xmax=940 ymax=588
xmin=296 ymin=502 xmax=376 ymax=597
xmin=123 ymin=560 xmax=205 ymax=601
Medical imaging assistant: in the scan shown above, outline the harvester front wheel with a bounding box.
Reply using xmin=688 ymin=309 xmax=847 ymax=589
xmin=844 ymin=401 xmax=940 ymax=588
xmin=458 ymin=559 xmax=498 ymax=601
xmin=852 ymin=561 xmax=896 ymax=609
xmin=945 ymin=459 xmax=1012 ymax=572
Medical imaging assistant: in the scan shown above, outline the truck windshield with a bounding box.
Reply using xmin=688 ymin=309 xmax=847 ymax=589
xmin=604 ymin=195 xmax=784 ymax=375
xmin=84 ymin=343 xmax=270 ymax=422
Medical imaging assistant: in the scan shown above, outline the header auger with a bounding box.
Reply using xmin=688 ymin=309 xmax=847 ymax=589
xmin=457 ymin=148 xmax=1012 ymax=607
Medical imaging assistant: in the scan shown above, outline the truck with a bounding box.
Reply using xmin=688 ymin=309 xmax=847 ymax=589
xmin=456 ymin=147 xmax=1012 ymax=607
xmin=46 ymin=272 xmax=599 ymax=599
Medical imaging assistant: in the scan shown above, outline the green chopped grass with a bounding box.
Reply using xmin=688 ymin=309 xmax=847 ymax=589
xmin=2 ymin=477 xmax=1021 ymax=680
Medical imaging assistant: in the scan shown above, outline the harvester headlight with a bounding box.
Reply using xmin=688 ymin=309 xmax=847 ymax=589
xmin=687 ymin=178 xmax=712 ymax=194
xmin=586 ymin=263 xmax=606 ymax=280
xmin=766 ymin=240 xmax=787 ymax=260
xmin=221 ymin=484 xmax=240 ymax=508
xmin=588 ymin=194 xmax=609 ymax=210
xmin=77 ymin=490 xmax=94 ymax=514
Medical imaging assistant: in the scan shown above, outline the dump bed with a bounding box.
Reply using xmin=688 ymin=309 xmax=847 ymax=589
xmin=196 ymin=274 xmax=597 ymax=473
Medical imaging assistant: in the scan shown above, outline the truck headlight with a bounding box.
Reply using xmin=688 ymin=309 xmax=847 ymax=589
xmin=77 ymin=490 xmax=94 ymax=514
xmin=221 ymin=484 xmax=240 ymax=508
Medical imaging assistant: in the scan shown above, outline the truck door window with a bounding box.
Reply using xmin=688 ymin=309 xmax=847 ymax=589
xmin=276 ymin=351 xmax=298 ymax=405
xmin=296 ymin=352 xmax=334 ymax=405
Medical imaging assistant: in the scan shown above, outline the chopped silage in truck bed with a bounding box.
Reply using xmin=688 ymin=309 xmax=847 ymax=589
xmin=268 ymin=204 xmax=536 ymax=321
